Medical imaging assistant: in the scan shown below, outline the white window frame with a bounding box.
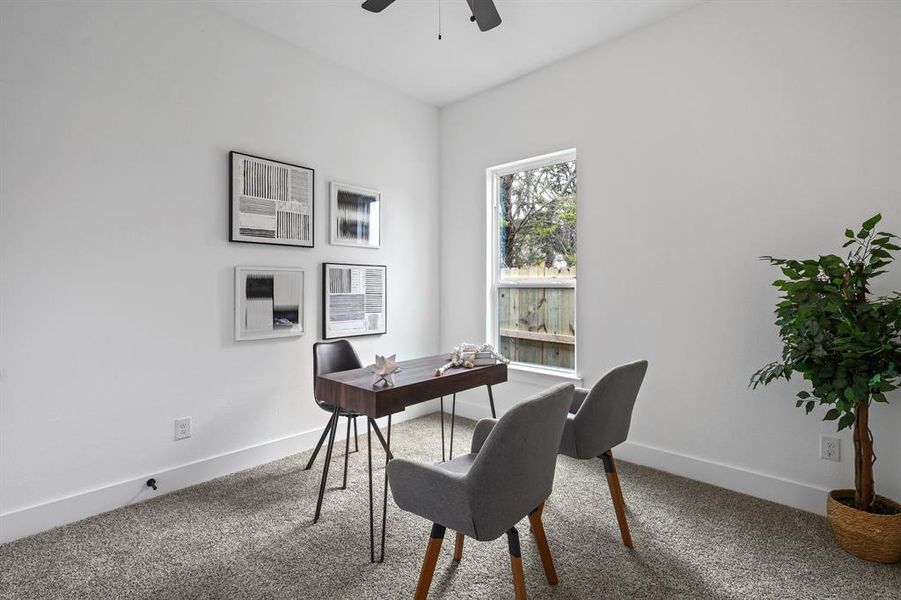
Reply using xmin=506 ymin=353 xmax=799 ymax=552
xmin=485 ymin=148 xmax=579 ymax=379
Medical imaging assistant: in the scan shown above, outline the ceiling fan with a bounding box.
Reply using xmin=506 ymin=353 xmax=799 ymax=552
xmin=361 ymin=0 xmax=502 ymax=33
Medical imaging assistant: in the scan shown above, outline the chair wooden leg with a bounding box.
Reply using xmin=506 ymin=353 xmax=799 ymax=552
xmin=453 ymin=532 xmax=464 ymax=561
xmin=527 ymin=503 xmax=558 ymax=585
xmin=601 ymin=450 xmax=633 ymax=548
xmin=506 ymin=527 xmax=527 ymax=600
xmin=415 ymin=523 xmax=446 ymax=600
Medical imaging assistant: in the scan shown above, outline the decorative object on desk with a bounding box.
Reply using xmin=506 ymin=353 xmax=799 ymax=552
xmin=330 ymin=182 xmax=380 ymax=248
xmin=234 ymin=266 xmax=304 ymax=341
xmin=322 ymin=263 xmax=387 ymax=339
xmin=371 ymin=354 xmax=400 ymax=387
xmin=435 ymin=343 xmax=509 ymax=376
xmin=750 ymin=213 xmax=901 ymax=563
xmin=230 ymin=151 xmax=314 ymax=247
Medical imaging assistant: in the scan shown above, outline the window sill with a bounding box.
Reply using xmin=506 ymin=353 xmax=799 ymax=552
xmin=507 ymin=363 xmax=583 ymax=387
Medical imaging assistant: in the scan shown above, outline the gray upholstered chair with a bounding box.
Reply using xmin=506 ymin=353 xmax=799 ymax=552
xmin=558 ymin=360 xmax=648 ymax=548
xmin=388 ymin=383 xmax=574 ymax=600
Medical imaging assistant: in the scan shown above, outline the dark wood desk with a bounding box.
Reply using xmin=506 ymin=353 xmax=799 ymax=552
xmin=314 ymin=354 xmax=507 ymax=562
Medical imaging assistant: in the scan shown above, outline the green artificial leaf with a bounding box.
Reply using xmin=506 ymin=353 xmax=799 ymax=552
xmin=795 ymin=399 xmax=804 ymax=408
xmin=824 ymin=408 xmax=840 ymax=420
xmin=805 ymin=400 xmax=815 ymax=414
xmin=845 ymin=229 xmax=855 ymax=238
xmin=797 ymin=391 xmax=810 ymax=399
xmin=862 ymin=214 xmax=882 ymax=231
xmin=838 ymin=412 xmax=856 ymax=431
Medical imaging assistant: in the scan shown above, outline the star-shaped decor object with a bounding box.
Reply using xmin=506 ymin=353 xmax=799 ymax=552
xmin=371 ymin=354 xmax=400 ymax=387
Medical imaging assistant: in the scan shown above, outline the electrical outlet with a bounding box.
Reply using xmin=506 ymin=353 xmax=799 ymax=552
xmin=820 ymin=435 xmax=840 ymax=462
xmin=174 ymin=417 xmax=192 ymax=441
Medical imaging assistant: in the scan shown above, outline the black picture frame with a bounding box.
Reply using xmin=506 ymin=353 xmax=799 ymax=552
xmin=322 ymin=262 xmax=387 ymax=339
xmin=229 ymin=151 xmax=315 ymax=248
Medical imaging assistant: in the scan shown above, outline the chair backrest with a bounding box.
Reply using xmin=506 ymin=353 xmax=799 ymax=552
xmin=313 ymin=340 xmax=363 ymax=404
xmin=573 ymin=360 xmax=648 ymax=458
xmin=466 ymin=383 xmax=573 ymax=541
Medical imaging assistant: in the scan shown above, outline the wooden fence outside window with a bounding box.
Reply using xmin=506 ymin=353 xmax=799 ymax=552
xmin=497 ymin=281 xmax=575 ymax=370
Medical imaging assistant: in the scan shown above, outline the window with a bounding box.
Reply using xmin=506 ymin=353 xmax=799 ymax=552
xmin=487 ymin=149 xmax=577 ymax=374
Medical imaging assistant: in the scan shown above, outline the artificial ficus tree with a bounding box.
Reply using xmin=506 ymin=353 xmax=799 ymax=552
xmin=751 ymin=214 xmax=901 ymax=512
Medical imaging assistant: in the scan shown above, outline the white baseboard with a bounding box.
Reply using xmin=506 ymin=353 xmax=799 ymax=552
xmin=613 ymin=441 xmax=829 ymax=516
xmin=2 ymin=395 xmax=829 ymax=545
xmin=0 ymin=401 xmax=438 ymax=544
xmin=449 ymin=396 xmax=829 ymax=516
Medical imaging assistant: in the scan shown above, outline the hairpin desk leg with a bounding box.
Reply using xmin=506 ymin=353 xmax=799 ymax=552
xmin=487 ymin=384 xmax=497 ymax=418
xmin=379 ymin=415 xmax=392 ymax=563
xmin=449 ymin=393 xmax=456 ymax=460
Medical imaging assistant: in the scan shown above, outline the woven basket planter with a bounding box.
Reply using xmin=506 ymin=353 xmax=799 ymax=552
xmin=827 ymin=489 xmax=901 ymax=563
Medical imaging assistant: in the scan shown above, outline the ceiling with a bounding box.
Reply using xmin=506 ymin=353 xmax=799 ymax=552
xmin=210 ymin=0 xmax=702 ymax=107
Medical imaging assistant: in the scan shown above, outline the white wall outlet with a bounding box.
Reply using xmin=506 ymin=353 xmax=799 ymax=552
xmin=820 ymin=435 xmax=840 ymax=462
xmin=174 ymin=417 xmax=192 ymax=441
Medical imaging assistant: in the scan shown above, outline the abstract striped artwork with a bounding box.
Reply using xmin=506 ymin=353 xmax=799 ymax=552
xmin=322 ymin=263 xmax=386 ymax=339
xmin=329 ymin=183 xmax=380 ymax=248
xmin=235 ymin=267 xmax=305 ymax=341
xmin=230 ymin=152 xmax=314 ymax=247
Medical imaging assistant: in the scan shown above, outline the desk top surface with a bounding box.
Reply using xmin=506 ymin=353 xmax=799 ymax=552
xmin=317 ymin=354 xmax=493 ymax=390
xmin=316 ymin=354 xmax=507 ymax=417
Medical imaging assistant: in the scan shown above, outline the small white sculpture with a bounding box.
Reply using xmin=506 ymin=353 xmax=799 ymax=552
xmin=435 ymin=343 xmax=510 ymax=377
xmin=371 ymin=354 xmax=400 ymax=387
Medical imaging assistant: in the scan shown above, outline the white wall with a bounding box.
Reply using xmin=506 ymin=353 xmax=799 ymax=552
xmin=440 ymin=0 xmax=901 ymax=514
xmin=0 ymin=1 xmax=440 ymax=541
xmin=2 ymin=0 xmax=899 ymax=544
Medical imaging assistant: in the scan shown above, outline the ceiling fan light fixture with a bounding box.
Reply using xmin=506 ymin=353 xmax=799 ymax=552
xmin=361 ymin=0 xmax=502 ymax=32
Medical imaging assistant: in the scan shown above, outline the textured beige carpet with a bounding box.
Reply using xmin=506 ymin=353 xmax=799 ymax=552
xmin=1 ymin=413 xmax=899 ymax=599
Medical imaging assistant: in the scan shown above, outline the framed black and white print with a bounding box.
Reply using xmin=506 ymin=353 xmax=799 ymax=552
xmin=329 ymin=182 xmax=380 ymax=248
xmin=230 ymin=152 xmax=314 ymax=247
xmin=235 ymin=267 xmax=304 ymax=341
xmin=322 ymin=263 xmax=387 ymax=339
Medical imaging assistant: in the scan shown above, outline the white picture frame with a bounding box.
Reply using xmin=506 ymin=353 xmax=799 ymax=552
xmin=235 ymin=266 xmax=304 ymax=341
xmin=329 ymin=182 xmax=381 ymax=248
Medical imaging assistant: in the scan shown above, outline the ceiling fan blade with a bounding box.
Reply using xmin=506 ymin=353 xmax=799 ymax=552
xmin=362 ymin=0 xmax=397 ymax=13
xmin=466 ymin=0 xmax=502 ymax=32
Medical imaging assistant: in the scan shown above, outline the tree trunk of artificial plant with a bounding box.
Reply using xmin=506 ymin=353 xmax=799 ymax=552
xmin=847 ymin=266 xmax=877 ymax=512
xmin=853 ymin=400 xmax=875 ymax=511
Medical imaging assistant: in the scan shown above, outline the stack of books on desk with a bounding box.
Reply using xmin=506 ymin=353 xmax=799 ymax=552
xmin=466 ymin=351 xmax=497 ymax=366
